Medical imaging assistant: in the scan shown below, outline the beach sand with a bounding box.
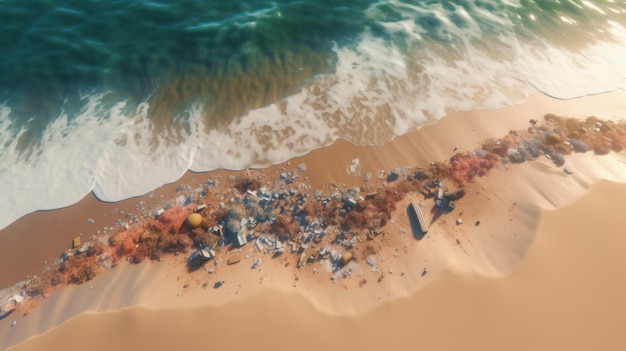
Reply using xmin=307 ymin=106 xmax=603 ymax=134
xmin=6 ymin=180 xmax=626 ymax=351
xmin=1 ymin=91 xmax=626 ymax=350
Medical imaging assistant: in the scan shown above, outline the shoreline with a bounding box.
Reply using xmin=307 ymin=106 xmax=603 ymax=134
xmin=2 ymin=90 xmax=626 ymax=349
xmin=4 ymin=171 xmax=626 ymax=350
xmin=2 ymin=90 xmax=625 ymax=287
xmin=12 ymin=179 xmax=626 ymax=351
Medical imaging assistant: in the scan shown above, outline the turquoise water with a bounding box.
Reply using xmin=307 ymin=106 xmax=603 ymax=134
xmin=1 ymin=0 xmax=625 ymax=229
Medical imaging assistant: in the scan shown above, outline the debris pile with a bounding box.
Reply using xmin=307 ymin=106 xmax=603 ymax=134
xmin=7 ymin=114 xmax=626 ymax=311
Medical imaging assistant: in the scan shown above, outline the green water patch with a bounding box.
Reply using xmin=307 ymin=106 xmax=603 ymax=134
xmin=0 ymin=0 xmax=377 ymax=151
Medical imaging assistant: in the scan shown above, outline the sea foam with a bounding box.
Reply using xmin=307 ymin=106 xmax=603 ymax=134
xmin=1 ymin=0 xmax=626 ymax=230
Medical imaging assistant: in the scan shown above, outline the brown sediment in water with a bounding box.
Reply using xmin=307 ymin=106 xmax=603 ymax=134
xmin=4 ymin=110 xmax=626 ymax=316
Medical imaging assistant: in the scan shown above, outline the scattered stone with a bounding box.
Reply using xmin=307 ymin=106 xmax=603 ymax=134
xmin=214 ymin=281 xmax=225 ymax=289
xmin=475 ymin=220 xmax=481 ymax=226
xmin=85 ymin=218 xmax=95 ymax=224
xmin=456 ymin=218 xmax=463 ymax=225
xmin=563 ymin=168 xmax=574 ymax=175
xmin=297 ymin=163 xmax=307 ymax=172
xmin=364 ymin=172 xmax=371 ymax=182
xmin=386 ymin=170 xmax=399 ymax=182
xmin=569 ymin=138 xmax=590 ymax=153
xmin=11 ymin=321 xmax=17 ymax=327
xmin=550 ymin=153 xmax=565 ymax=167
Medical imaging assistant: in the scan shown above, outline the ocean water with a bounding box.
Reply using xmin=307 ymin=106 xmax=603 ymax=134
xmin=1 ymin=0 xmax=625 ymax=229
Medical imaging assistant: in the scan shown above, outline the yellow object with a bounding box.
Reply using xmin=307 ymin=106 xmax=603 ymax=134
xmin=186 ymin=213 xmax=203 ymax=229
xmin=340 ymin=252 xmax=353 ymax=267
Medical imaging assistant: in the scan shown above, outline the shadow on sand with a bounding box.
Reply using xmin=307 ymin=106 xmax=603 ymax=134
xmin=429 ymin=204 xmax=447 ymax=226
xmin=0 ymin=308 xmax=15 ymax=321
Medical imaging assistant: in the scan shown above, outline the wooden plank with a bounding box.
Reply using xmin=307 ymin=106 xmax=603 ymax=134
xmin=72 ymin=237 xmax=81 ymax=249
xmin=227 ymin=256 xmax=241 ymax=265
xmin=410 ymin=202 xmax=429 ymax=234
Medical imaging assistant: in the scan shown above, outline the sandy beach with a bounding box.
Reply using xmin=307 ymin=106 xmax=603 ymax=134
xmin=1 ymin=90 xmax=626 ymax=350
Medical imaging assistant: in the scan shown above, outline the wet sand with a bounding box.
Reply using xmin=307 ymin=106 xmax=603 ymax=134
xmin=1 ymin=91 xmax=626 ymax=350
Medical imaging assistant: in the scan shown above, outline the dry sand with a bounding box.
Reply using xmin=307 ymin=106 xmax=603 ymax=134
xmin=1 ymin=91 xmax=626 ymax=350
xmin=4 ymin=180 xmax=626 ymax=351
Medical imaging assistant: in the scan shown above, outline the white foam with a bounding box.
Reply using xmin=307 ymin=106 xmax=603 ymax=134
xmin=2 ymin=0 xmax=626 ymax=230
xmin=517 ymin=22 xmax=626 ymax=98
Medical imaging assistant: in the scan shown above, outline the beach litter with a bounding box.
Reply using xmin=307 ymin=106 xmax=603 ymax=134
xmin=346 ymin=158 xmax=361 ymax=176
xmin=227 ymin=256 xmax=241 ymax=265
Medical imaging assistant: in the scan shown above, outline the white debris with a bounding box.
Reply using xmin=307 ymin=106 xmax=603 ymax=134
xmin=175 ymin=195 xmax=186 ymax=205
xmin=456 ymin=218 xmax=463 ymax=225
xmin=255 ymin=240 xmax=264 ymax=252
xmin=346 ymin=158 xmax=361 ymax=176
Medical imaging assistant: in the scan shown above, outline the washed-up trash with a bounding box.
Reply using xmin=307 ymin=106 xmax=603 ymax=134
xmin=252 ymin=258 xmax=262 ymax=269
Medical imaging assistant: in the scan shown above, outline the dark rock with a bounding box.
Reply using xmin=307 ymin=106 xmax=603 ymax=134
xmin=569 ymin=138 xmax=590 ymax=153
xmin=549 ymin=153 xmax=565 ymax=167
